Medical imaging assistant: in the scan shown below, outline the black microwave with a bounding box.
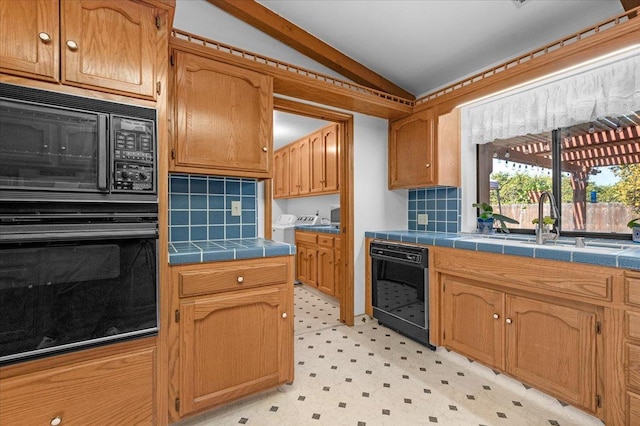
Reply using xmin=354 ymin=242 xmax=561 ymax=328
xmin=0 ymin=83 xmax=157 ymax=206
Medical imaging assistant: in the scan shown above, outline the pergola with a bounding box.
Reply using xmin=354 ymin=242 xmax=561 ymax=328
xmin=478 ymin=113 xmax=640 ymax=230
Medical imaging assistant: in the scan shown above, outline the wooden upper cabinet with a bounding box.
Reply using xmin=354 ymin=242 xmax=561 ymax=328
xmin=172 ymin=51 xmax=273 ymax=178
xmin=288 ymin=139 xmax=311 ymax=196
xmin=274 ymin=148 xmax=289 ymax=198
xmin=0 ymin=0 xmax=164 ymax=99
xmin=310 ymin=131 xmax=324 ymax=193
xmin=61 ymin=0 xmax=158 ymax=98
xmin=298 ymin=139 xmax=311 ymax=195
xmin=288 ymin=142 xmax=301 ymax=196
xmin=310 ymin=125 xmax=339 ymax=194
xmin=389 ymin=108 xmax=460 ymax=189
xmin=0 ymin=0 xmax=59 ymax=81
xmin=389 ymin=108 xmax=435 ymax=189
xmin=281 ymin=123 xmax=338 ymax=198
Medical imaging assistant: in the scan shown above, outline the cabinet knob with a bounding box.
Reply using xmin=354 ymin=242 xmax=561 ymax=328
xmin=282 ymin=312 xmax=288 ymax=318
xmin=38 ymin=32 xmax=52 ymax=43
xmin=493 ymin=313 xmax=499 ymax=319
xmin=50 ymin=417 xmax=62 ymax=426
xmin=506 ymin=318 xmax=513 ymax=324
xmin=237 ymin=276 xmax=244 ymax=283
xmin=262 ymin=146 xmax=268 ymax=152
xmin=66 ymin=40 xmax=79 ymax=51
xmin=425 ymin=163 xmax=431 ymax=168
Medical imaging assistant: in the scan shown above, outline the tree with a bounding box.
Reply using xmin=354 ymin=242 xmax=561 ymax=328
xmin=490 ymin=172 xmax=551 ymax=205
xmin=612 ymin=164 xmax=640 ymax=214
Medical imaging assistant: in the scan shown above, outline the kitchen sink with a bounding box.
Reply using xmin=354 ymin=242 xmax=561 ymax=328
xmin=460 ymin=235 xmax=634 ymax=254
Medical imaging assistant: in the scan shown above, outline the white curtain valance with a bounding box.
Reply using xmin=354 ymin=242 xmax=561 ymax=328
xmin=465 ymin=49 xmax=640 ymax=145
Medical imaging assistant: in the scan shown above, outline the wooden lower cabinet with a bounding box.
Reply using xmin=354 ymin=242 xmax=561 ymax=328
xmin=179 ymin=285 xmax=292 ymax=416
xmin=441 ymin=276 xmax=504 ymax=368
xmin=440 ymin=273 xmax=597 ymax=413
xmin=295 ymin=231 xmax=339 ymax=297
xmin=169 ymin=256 xmax=294 ymax=421
xmin=317 ymin=246 xmax=335 ymax=295
xmin=506 ymin=295 xmax=596 ymax=411
xmin=0 ymin=345 xmax=156 ymax=426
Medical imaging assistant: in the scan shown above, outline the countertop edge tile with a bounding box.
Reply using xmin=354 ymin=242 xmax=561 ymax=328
xmin=168 ymin=237 xmax=296 ymax=265
xmin=365 ymin=230 xmax=640 ymax=270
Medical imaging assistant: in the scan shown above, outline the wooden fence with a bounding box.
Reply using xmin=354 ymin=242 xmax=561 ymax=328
xmin=497 ymin=203 xmax=635 ymax=233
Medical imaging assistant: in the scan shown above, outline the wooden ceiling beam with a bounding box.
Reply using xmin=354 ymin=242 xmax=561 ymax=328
xmin=620 ymin=0 xmax=640 ymax=12
xmin=206 ymin=0 xmax=415 ymax=100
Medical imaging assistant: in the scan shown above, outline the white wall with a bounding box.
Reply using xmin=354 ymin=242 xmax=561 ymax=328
xmin=353 ymin=114 xmax=406 ymax=315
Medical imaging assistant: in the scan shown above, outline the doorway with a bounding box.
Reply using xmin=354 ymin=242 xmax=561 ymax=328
xmin=266 ymin=98 xmax=354 ymax=325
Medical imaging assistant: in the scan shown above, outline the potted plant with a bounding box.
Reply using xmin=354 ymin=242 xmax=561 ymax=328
xmin=532 ymin=216 xmax=556 ymax=234
xmin=473 ymin=202 xmax=519 ymax=234
xmin=629 ymin=218 xmax=640 ymax=243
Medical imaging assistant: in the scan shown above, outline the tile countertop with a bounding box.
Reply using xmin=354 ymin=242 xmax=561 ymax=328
xmin=294 ymin=225 xmax=341 ymax=234
xmin=365 ymin=230 xmax=640 ymax=270
xmin=169 ymin=238 xmax=296 ymax=265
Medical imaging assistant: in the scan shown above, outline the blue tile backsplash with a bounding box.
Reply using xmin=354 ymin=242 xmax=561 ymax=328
xmin=408 ymin=186 xmax=461 ymax=233
xmin=169 ymin=174 xmax=257 ymax=242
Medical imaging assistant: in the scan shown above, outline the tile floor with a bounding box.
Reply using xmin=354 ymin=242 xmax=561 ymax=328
xmin=175 ymin=285 xmax=604 ymax=426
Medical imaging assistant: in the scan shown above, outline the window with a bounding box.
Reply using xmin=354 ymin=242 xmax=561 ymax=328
xmin=477 ymin=112 xmax=640 ymax=237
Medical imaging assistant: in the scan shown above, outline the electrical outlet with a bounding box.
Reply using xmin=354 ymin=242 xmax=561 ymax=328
xmin=418 ymin=214 xmax=428 ymax=225
xmin=231 ymin=201 xmax=241 ymax=216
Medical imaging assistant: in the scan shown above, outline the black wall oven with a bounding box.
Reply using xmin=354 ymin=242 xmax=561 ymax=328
xmin=370 ymin=241 xmax=434 ymax=349
xmin=0 ymin=224 xmax=158 ymax=365
xmin=0 ymin=83 xmax=159 ymax=365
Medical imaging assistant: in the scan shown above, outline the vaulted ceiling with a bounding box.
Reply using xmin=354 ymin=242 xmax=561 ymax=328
xmin=206 ymin=0 xmax=637 ymax=98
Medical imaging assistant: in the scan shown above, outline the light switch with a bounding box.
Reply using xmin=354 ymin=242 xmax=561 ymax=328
xmin=418 ymin=214 xmax=428 ymax=225
xmin=231 ymin=201 xmax=241 ymax=216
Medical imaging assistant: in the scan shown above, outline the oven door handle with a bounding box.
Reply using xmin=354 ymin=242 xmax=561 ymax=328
xmin=97 ymin=114 xmax=109 ymax=192
xmin=0 ymin=225 xmax=158 ymax=243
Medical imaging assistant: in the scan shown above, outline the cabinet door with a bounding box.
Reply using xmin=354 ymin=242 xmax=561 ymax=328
xmin=179 ymin=285 xmax=293 ymax=416
xmin=441 ymin=275 xmax=504 ymax=369
xmin=296 ymin=246 xmax=308 ymax=283
xmin=317 ymin=246 xmax=335 ymax=296
xmin=273 ymin=148 xmax=289 ymax=198
xmin=289 ymin=142 xmax=300 ymax=195
xmin=307 ymin=249 xmax=318 ymax=287
xmin=0 ymin=347 xmax=156 ymax=426
xmin=173 ymin=51 xmax=273 ymax=177
xmin=0 ymin=0 xmax=58 ymax=81
xmin=389 ymin=108 xmax=435 ymax=189
xmin=505 ymin=295 xmax=596 ymax=412
xmin=298 ymin=139 xmax=310 ymax=195
xmin=334 ymin=247 xmax=342 ymax=299
xmin=322 ymin=124 xmax=339 ymax=192
xmin=62 ymin=0 xmax=158 ymax=98
xmin=310 ymin=131 xmax=324 ymax=193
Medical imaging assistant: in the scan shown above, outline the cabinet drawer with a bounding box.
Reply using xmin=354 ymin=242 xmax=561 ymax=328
xmin=180 ymin=261 xmax=288 ymax=297
xmin=296 ymin=232 xmax=317 ymax=244
xmin=626 ymin=274 xmax=640 ymax=308
xmin=626 ymin=343 xmax=640 ymax=391
xmin=318 ymin=235 xmax=334 ymax=247
xmin=433 ymin=249 xmax=614 ymax=301
xmin=627 ymin=311 xmax=640 ymax=341
xmin=0 ymin=348 xmax=155 ymax=426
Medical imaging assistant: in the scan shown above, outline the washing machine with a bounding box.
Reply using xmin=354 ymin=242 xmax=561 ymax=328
xmin=272 ymin=214 xmax=297 ymax=245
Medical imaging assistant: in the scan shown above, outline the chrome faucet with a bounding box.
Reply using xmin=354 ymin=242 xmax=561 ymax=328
xmin=536 ymin=191 xmax=560 ymax=245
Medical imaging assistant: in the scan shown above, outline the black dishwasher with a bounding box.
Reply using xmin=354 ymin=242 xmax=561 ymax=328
xmin=370 ymin=241 xmax=434 ymax=349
